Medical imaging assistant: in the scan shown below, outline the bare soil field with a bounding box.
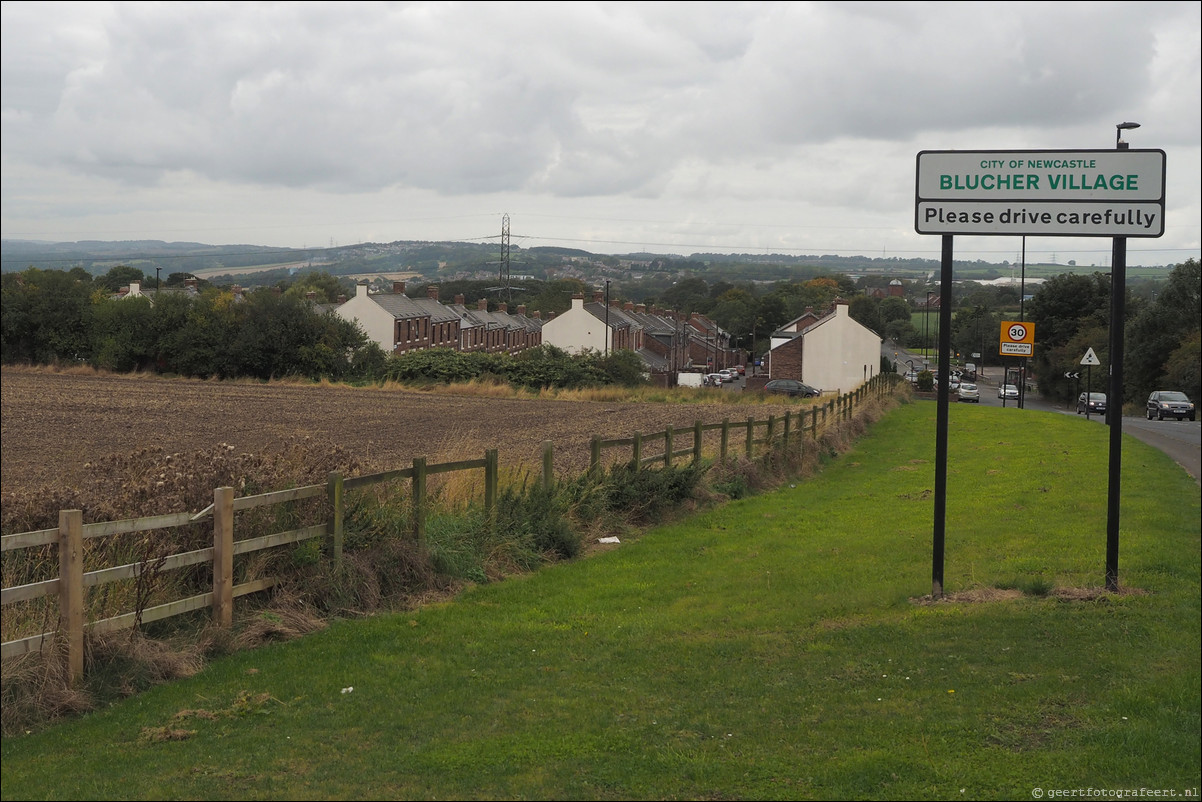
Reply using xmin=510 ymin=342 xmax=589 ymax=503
xmin=1 ymin=367 xmax=762 ymax=498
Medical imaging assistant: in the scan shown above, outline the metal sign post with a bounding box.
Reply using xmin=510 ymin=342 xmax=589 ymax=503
xmin=915 ymin=142 xmax=1165 ymax=597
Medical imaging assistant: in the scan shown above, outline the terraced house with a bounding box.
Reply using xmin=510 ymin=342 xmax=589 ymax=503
xmin=335 ymin=281 xmax=540 ymax=356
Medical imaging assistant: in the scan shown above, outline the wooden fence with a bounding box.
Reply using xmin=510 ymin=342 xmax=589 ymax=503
xmin=1 ymin=374 xmax=898 ymax=679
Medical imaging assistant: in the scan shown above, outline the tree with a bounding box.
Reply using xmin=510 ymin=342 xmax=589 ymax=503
xmin=97 ymin=265 xmax=149 ymax=293
xmin=285 ymin=271 xmax=350 ymax=304
xmin=1 ymin=268 xmax=95 ymax=363
xmin=1026 ymin=272 xmax=1115 ymax=397
xmin=1125 ymin=259 xmax=1200 ymax=401
xmin=847 ymin=296 xmax=881 ymax=333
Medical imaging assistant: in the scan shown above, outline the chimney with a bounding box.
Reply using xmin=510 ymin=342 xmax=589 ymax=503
xmin=393 ymin=281 xmax=406 ymax=295
xmin=532 ymin=310 xmax=541 ymax=319
xmin=455 ymin=294 xmax=465 ymax=305
xmin=357 ymin=280 xmax=370 ymax=298
xmin=624 ymin=301 xmax=634 ymax=311
xmin=184 ymin=278 xmax=198 ymax=289
xmin=306 ymin=291 xmax=317 ymax=300
xmin=517 ymin=305 xmax=527 ymax=316
xmin=593 ymin=292 xmax=604 ymax=303
xmin=130 ymin=281 xmax=140 ymax=294
xmin=478 ymin=298 xmax=488 ymax=311
xmin=337 ymin=294 xmax=346 ymax=304
xmin=498 ymin=302 xmax=508 ymax=313
xmin=427 ymin=285 xmax=439 ymax=300
xmin=636 ymin=304 xmax=646 ymax=313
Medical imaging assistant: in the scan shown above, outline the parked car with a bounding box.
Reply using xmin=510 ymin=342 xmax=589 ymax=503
xmin=957 ymin=382 xmax=980 ymax=402
xmin=704 ymin=373 xmax=726 ymax=386
xmin=763 ymin=379 xmax=822 ymax=398
xmin=736 ymin=364 xmax=746 ymax=376
xmin=1076 ymin=392 xmax=1107 ymax=415
xmin=998 ymin=384 xmax=1019 ymax=400
xmin=718 ymin=368 xmax=737 ymax=383
xmin=1146 ymin=390 xmax=1196 ymax=421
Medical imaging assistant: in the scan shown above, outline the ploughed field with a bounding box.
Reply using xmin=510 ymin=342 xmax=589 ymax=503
xmin=1 ymin=368 xmax=754 ymax=498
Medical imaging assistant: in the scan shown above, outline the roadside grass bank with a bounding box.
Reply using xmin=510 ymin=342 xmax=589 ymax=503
xmin=1 ymin=402 xmax=1198 ymax=800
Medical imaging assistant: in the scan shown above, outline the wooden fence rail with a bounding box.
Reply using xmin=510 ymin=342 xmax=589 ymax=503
xmin=1 ymin=374 xmax=899 ymax=679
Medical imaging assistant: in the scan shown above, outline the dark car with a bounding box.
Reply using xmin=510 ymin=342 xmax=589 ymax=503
xmin=764 ymin=379 xmax=822 ymax=398
xmin=1077 ymin=392 xmax=1107 ymax=415
xmin=1146 ymin=391 xmax=1196 ymax=421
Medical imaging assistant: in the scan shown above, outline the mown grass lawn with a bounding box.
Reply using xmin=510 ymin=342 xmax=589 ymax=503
xmin=2 ymin=402 xmax=1199 ymax=800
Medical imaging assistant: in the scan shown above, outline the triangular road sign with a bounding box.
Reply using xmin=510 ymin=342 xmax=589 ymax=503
xmin=1081 ymin=348 xmax=1102 ymax=366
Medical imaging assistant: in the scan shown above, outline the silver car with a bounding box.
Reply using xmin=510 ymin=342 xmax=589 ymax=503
xmin=1146 ymin=391 xmax=1196 ymax=421
xmin=957 ymin=382 xmax=980 ymax=403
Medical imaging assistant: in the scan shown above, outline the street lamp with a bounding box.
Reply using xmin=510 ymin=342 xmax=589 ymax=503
xmin=1115 ymin=121 xmax=1140 ymax=150
xmin=1105 ymin=120 xmax=1139 ymax=592
xmin=604 ymin=279 xmax=610 ymax=357
xmin=925 ymin=290 xmax=935 ymax=367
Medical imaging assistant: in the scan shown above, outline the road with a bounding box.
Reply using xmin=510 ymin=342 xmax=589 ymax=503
xmin=881 ymin=339 xmax=1201 ymax=484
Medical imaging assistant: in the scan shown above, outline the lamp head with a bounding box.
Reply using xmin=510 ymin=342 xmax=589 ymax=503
xmin=1115 ymin=121 xmax=1141 ymax=149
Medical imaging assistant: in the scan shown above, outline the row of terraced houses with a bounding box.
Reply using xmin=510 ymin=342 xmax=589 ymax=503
xmin=331 ymin=281 xmax=741 ymax=381
xmin=332 ymin=281 xmax=883 ymax=394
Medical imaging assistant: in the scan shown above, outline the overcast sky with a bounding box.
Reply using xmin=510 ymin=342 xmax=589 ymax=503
xmin=2 ymin=1 xmax=1199 ymax=268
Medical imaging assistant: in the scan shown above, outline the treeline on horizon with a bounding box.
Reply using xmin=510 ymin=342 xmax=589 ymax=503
xmin=1 ymin=258 xmax=1197 ymax=408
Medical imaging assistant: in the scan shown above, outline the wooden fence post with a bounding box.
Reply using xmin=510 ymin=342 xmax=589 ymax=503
xmin=720 ymin=418 xmax=730 ymax=462
xmin=542 ymin=440 xmax=554 ymax=490
xmin=484 ymin=449 xmax=498 ymax=526
xmin=664 ymin=427 xmax=674 ymax=467
xmin=632 ymin=432 xmax=642 ymax=468
xmin=811 ymin=406 xmax=818 ymax=438
xmin=213 ymin=486 xmax=234 ymax=628
xmin=745 ymin=416 xmax=754 ymax=458
xmin=693 ymin=420 xmax=703 ymax=465
xmin=782 ymin=411 xmax=791 ymax=451
xmin=327 ymin=471 xmax=344 ymax=567
xmin=590 ymin=435 xmax=602 ymax=477
xmin=58 ymin=509 xmax=84 ymax=682
xmin=412 ymin=457 xmax=427 ymax=545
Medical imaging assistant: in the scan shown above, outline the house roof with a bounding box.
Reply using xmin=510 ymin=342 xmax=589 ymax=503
xmin=366 ymin=292 xmax=430 ymax=320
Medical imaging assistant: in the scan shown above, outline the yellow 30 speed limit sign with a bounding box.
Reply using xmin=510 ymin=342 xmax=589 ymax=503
xmin=999 ymin=320 xmax=1035 ymax=357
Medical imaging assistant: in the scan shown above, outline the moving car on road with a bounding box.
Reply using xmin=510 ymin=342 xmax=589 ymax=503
xmin=1077 ymin=392 xmax=1107 ymax=415
xmin=998 ymin=384 xmax=1019 ymax=400
xmin=1146 ymin=391 xmax=1196 ymax=421
xmin=957 ymin=382 xmax=980 ymax=402
xmin=764 ymin=379 xmax=822 ymax=398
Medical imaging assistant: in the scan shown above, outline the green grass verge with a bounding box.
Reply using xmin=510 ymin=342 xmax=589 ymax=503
xmin=1 ymin=403 xmax=1198 ymax=800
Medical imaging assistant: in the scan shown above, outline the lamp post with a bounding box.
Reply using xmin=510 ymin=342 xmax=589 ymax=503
xmin=925 ymin=290 xmax=935 ymax=368
xmin=604 ymin=280 xmax=610 ymax=357
xmin=1105 ymin=121 xmax=1139 ymax=592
